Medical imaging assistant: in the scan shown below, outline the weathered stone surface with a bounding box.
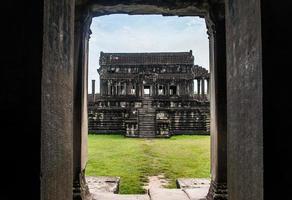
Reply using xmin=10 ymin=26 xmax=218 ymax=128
xmin=4 ymin=1 xmax=289 ymax=200
xmin=183 ymin=188 xmax=209 ymax=200
xmin=226 ymin=0 xmax=263 ymax=199
xmin=88 ymin=51 xmax=210 ymax=137
xmin=86 ymin=176 xmax=120 ymax=194
xmin=149 ymin=188 xmax=190 ymax=200
xmin=42 ymin=0 xmax=75 ymax=200
xmin=176 ymin=178 xmax=210 ymax=189
xmin=92 ymin=193 xmax=150 ymax=200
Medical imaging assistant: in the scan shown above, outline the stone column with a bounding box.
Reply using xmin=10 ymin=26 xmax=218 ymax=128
xmin=123 ymin=82 xmax=127 ymax=95
xmin=41 ymin=1 xmax=75 ymax=199
xmin=73 ymin=8 xmax=92 ymax=200
xmin=107 ymin=80 xmax=111 ymax=96
xmin=115 ymin=82 xmax=118 ymax=95
xmin=206 ymin=78 xmax=210 ymax=100
xmin=127 ymin=81 xmax=131 ymax=95
xmin=190 ymin=80 xmax=193 ymax=97
xmin=100 ymin=80 xmax=104 ymax=96
xmin=197 ymin=78 xmax=201 ymax=95
xmin=92 ymin=80 xmax=95 ymax=101
xmin=207 ymin=78 xmax=210 ymax=95
xmin=136 ymin=82 xmax=139 ymax=97
xmin=206 ymin=4 xmax=228 ymax=200
xmin=201 ymin=78 xmax=205 ymax=97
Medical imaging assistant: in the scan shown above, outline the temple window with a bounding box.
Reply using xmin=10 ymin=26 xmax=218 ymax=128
xmin=121 ymin=85 xmax=126 ymax=95
xmin=170 ymin=85 xmax=177 ymax=95
xmin=158 ymin=85 xmax=165 ymax=95
xmin=120 ymin=102 xmax=126 ymax=107
xmin=144 ymin=85 xmax=150 ymax=96
xmin=182 ymin=66 xmax=186 ymax=72
xmin=130 ymin=85 xmax=136 ymax=95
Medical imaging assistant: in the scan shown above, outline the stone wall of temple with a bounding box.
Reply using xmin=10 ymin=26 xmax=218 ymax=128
xmin=88 ymin=51 xmax=210 ymax=137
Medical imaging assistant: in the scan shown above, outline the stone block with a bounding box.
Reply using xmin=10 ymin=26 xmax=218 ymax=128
xmin=149 ymin=188 xmax=190 ymax=200
xmin=92 ymin=193 xmax=150 ymax=200
xmin=183 ymin=188 xmax=209 ymax=200
xmin=86 ymin=176 xmax=120 ymax=194
xmin=176 ymin=178 xmax=210 ymax=189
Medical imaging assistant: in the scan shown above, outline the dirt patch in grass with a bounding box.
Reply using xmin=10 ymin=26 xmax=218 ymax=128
xmin=143 ymin=174 xmax=170 ymax=190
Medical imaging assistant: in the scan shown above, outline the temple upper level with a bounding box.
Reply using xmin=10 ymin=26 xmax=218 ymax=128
xmin=95 ymin=51 xmax=210 ymax=100
xmin=99 ymin=51 xmax=194 ymax=66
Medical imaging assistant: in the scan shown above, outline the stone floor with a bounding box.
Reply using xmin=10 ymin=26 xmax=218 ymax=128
xmin=87 ymin=176 xmax=210 ymax=200
xmin=86 ymin=176 xmax=120 ymax=194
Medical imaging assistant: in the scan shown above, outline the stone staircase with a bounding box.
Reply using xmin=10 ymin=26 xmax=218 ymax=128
xmin=138 ymin=97 xmax=156 ymax=137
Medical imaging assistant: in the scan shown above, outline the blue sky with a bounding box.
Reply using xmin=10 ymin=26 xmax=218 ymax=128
xmin=88 ymin=14 xmax=209 ymax=93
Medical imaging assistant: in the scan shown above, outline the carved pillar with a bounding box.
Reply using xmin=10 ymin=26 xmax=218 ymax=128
xmin=124 ymin=81 xmax=127 ymax=95
xmin=73 ymin=7 xmax=92 ymax=200
xmin=206 ymin=3 xmax=227 ymax=200
xmin=100 ymin=79 xmax=104 ymax=96
xmin=197 ymin=78 xmax=201 ymax=95
xmin=107 ymin=80 xmax=111 ymax=96
xmin=136 ymin=82 xmax=139 ymax=97
xmin=190 ymin=80 xmax=193 ymax=97
xmin=201 ymin=78 xmax=205 ymax=97
xmin=92 ymin=80 xmax=95 ymax=101
xmin=115 ymin=82 xmax=118 ymax=95
xmin=207 ymin=78 xmax=210 ymax=95
xmin=127 ymin=81 xmax=131 ymax=95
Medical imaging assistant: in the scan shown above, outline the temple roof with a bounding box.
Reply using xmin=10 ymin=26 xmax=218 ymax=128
xmin=99 ymin=51 xmax=194 ymax=66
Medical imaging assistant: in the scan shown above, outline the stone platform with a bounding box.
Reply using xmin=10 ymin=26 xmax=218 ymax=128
xmin=86 ymin=176 xmax=120 ymax=194
xmin=87 ymin=176 xmax=210 ymax=200
xmin=176 ymin=178 xmax=210 ymax=189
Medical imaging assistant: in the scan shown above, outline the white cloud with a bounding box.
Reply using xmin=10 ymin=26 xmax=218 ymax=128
xmin=88 ymin=15 xmax=209 ymax=93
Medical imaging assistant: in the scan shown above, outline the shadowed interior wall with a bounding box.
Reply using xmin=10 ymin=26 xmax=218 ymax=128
xmin=261 ymin=1 xmax=292 ymax=200
xmin=0 ymin=1 xmax=43 ymax=199
xmin=226 ymin=0 xmax=263 ymax=199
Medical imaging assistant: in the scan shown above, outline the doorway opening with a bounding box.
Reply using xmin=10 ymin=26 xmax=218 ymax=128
xmin=86 ymin=14 xmax=212 ymax=197
xmin=144 ymin=85 xmax=150 ymax=96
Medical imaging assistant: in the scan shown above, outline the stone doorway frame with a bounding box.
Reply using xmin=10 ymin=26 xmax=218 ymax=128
xmin=71 ymin=1 xmax=227 ymax=199
xmin=42 ymin=0 xmax=265 ymax=200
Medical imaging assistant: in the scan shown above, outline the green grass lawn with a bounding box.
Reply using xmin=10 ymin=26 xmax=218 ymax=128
xmin=86 ymin=134 xmax=210 ymax=194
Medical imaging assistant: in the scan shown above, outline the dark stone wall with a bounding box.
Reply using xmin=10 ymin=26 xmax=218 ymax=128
xmin=1 ymin=1 xmax=75 ymax=199
xmin=0 ymin=1 xmax=43 ymax=199
xmin=226 ymin=0 xmax=263 ymax=199
xmin=261 ymin=1 xmax=292 ymax=200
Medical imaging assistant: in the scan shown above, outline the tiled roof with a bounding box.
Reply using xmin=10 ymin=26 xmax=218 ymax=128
xmin=99 ymin=51 xmax=194 ymax=65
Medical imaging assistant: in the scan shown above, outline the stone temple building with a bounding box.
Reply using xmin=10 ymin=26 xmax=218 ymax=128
xmin=88 ymin=51 xmax=210 ymax=137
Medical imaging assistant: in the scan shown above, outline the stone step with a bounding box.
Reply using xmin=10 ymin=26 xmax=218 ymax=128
xmin=148 ymin=188 xmax=190 ymax=200
xmin=92 ymin=193 xmax=150 ymax=200
xmin=183 ymin=188 xmax=208 ymax=200
xmin=138 ymin=110 xmax=155 ymax=112
xmin=139 ymin=131 xmax=156 ymax=134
